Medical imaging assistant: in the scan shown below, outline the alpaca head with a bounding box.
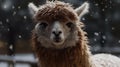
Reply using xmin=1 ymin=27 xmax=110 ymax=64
xmin=28 ymin=1 xmax=89 ymax=49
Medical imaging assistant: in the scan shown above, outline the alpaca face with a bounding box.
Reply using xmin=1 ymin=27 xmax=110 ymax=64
xmin=35 ymin=20 xmax=78 ymax=49
xmin=28 ymin=1 xmax=89 ymax=49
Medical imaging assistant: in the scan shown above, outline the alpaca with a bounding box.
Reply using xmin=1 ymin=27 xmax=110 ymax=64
xmin=28 ymin=1 xmax=120 ymax=67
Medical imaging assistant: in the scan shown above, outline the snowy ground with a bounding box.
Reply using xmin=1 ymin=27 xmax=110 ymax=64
xmin=0 ymin=54 xmax=36 ymax=67
xmin=0 ymin=63 xmax=30 ymax=67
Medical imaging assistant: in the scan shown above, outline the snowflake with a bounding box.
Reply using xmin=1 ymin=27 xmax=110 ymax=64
xmin=102 ymin=36 xmax=106 ymax=39
xmin=3 ymin=5 xmax=7 ymax=9
xmin=94 ymin=32 xmax=99 ymax=36
xmin=8 ymin=28 xmax=10 ymax=31
xmin=81 ymin=17 xmax=85 ymax=21
xmin=6 ymin=19 xmax=9 ymax=22
xmin=95 ymin=3 xmax=99 ymax=6
xmin=9 ymin=45 xmax=13 ymax=50
xmin=24 ymin=16 xmax=27 ymax=19
xmin=94 ymin=38 xmax=97 ymax=41
xmin=13 ymin=11 xmax=17 ymax=16
xmin=105 ymin=18 xmax=108 ymax=22
xmin=18 ymin=6 xmax=21 ymax=9
xmin=118 ymin=40 xmax=120 ymax=43
xmin=102 ymin=9 xmax=105 ymax=11
xmin=112 ymin=27 xmax=115 ymax=30
xmin=18 ymin=35 xmax=22 ymax=38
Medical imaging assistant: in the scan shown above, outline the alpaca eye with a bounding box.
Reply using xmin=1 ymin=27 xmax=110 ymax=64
xmin=66 ymin=22 xmax=74 ymax=28
xmin=39 ymin=22 xmax=48 ymax=29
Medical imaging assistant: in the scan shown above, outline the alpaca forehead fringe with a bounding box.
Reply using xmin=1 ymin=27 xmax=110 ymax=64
xmin=34 ymin=1 xmax=78 ymax=22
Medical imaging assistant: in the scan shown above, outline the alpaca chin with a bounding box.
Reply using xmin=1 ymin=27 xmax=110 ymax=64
xmin=52 ymin=40 xmax=64 ymax=46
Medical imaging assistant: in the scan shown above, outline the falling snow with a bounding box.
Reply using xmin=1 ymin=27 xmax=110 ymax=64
xmin=3 ymin=5 xmax=7 ymax=9
xmin=94 ymin=38 xmax=97 ymax=41
xmin=0 ymin=0 xmax=120 ymax=67
xmin=1 ymin=0 xmax=12 ymax=11
xmin=118 ymin=40 xmax=120 ymax=43
xmin=6 ymin=19 xmax=9 ymax=22
xmin=9 ymin=45 xmax=13 ymax=50
xmin=102 ymin=9 xmax=105 ymax=11
xmin=24 ymin=16 xmax=27 ymax=19
xmin=105 ymin=18 xmax=108 ymax=22
xmin=7 ymin=28 xmax=10 ymax=31
xmin=94 ymin=32 xmax=99 ymax=36
xmin=112 ymin=27 xmax=115 ymax=30
xmin=81 ymin=17 xmax=85 ymax=21
xmin=95 ymin=3 xmax=99 ymax=6
xmin=18 ymin=35 xmax=22 ymax=38
xmin=102 ymin=36 xmax=106 ymax=39
xmin=13 ymin=11 xmax=17 ymax=16
xmin=18 ymin=6 xmax=21 ymax=9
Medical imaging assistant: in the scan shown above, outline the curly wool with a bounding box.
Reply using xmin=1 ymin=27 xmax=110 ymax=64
xmin=92 ymin=54 xmax=120 ymax=67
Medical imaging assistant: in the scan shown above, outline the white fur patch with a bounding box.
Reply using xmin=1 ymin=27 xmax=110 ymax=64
xmin=50 ymin=21 xmax=65 ymax=45
xmin=52 ymin=21 xmax=62 ymax=33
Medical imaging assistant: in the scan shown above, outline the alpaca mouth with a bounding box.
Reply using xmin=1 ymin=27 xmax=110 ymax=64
xmin=54 ymin=38 xmax=61 ymax=42
xmin=52 ymin=37 xmax=64 ymax=46
xmin=54 ymin=38 xmax=62 ymax=43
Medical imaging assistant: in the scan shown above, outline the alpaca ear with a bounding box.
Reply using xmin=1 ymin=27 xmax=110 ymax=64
xmin=28 ymin=3 xmax=38 ymax=15
xmin=75 ymin=2 xmax=89 ymax=18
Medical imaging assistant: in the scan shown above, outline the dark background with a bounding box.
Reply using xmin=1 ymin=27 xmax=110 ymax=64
xmin=0 ymin=0 xmax=120 ymax=55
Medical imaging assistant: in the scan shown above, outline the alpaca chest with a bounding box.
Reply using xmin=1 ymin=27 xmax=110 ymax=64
xmin=37 ymin=47 xmax=84 ymax=67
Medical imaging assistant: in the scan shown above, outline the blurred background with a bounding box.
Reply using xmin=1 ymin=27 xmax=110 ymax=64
xmin=0 ymin=0 xmax=120 ymax=67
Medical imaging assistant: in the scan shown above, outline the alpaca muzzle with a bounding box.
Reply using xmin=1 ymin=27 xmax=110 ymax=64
xmin=52 ymin=32 xmax=64 ymax=45
xmin=50 ymin=21 xmax=65 ymax=45
xmin=53 ymin=36 xmax=62 ymax=43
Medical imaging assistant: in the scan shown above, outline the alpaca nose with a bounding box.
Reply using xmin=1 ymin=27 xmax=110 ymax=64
xmin=52 ymin=31 xmax=62 ymax=37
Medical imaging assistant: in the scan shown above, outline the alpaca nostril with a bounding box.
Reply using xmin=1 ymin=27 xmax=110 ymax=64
xmin=59 ymin=31 xmax=62 ymax=34
xmin=52 ymin=31 xmax=56 ymax=34
xmin=52 ymin=31 xmax=62 ymax=36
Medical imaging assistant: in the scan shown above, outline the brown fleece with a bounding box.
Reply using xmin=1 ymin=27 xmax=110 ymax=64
xmin=32 ymin=1 xmax=93 ymax=67
xmin=33 ymin=1 xmax=78 ymax=22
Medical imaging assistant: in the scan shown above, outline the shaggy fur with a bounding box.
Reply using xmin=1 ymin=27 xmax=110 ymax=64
xmin=32 ymin=27 xmax=93 ymax=67
xmin=34 ymin=1 xmax=77 ymax=22
xmin=29 ymin=1 xmax=120 ymax=67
